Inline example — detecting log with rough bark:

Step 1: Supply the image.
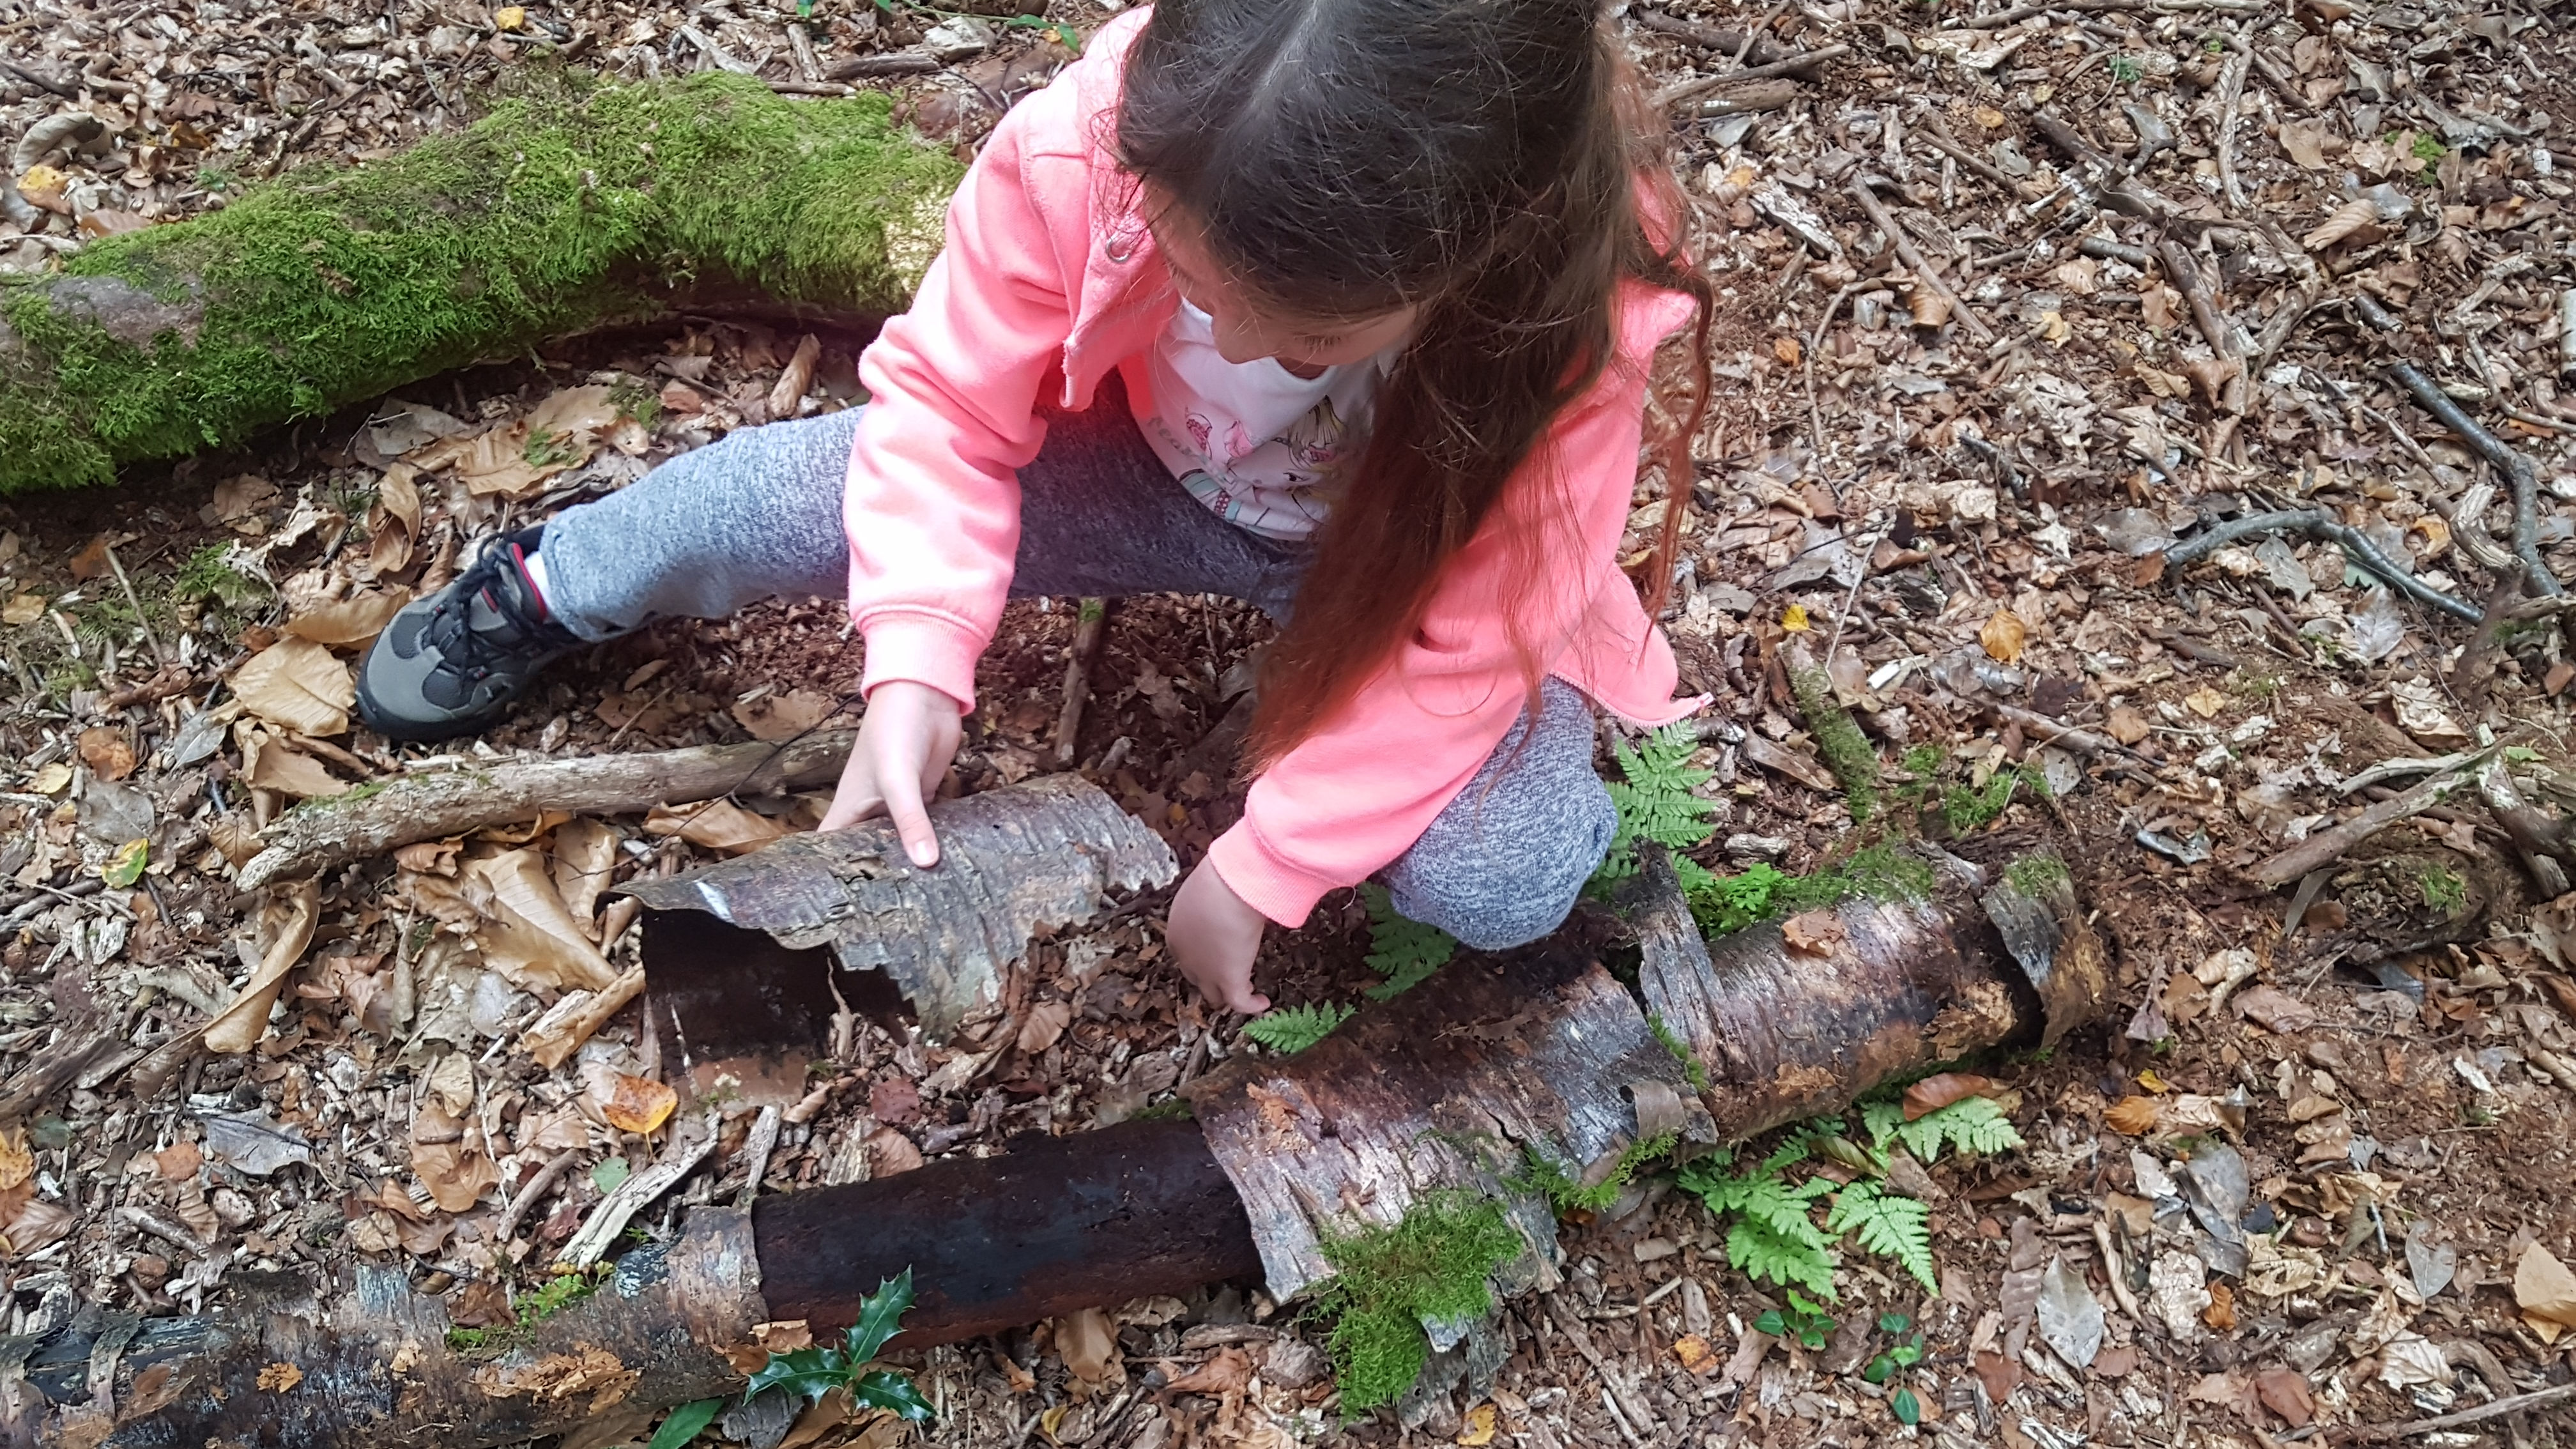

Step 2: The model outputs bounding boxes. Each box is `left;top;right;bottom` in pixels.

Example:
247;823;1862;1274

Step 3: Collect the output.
0;73;960;493
236;730;859;889
41;838;2110;1448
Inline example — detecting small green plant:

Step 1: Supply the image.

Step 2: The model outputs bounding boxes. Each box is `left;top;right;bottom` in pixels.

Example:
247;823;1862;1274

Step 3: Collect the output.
1360;884;1455;999
652;1271;933;1448
442;1266;609;1353
1648;1013;1710;1091
1312;1192;1523;1416
1516;1132;1677;1216
1754;1292;1837;1351
2107;55;2144;82
1593;723;1720;893
1243;1001;1355;1054
1863;1312;1931;1425
2418;864;2467;916
2411;132;2447;164
523;426;583;468
1692;862;1790;935
1679;1142;1839;1299
1862;1094;2026;1163
2004;852;2071;896
2201;33;2227;52
1825;1181;1935;1291
606;373;663;429
172;543;268;610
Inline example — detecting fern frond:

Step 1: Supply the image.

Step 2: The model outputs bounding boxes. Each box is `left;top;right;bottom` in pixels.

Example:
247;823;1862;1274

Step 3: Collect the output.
1359;885;1455;999
1894;1097;2026;1163
1594;723;1719;884
1726;1215;1841;1300
1242;1002;1354;1054
1827;1181;1936;1292
1860;1100;1905;1152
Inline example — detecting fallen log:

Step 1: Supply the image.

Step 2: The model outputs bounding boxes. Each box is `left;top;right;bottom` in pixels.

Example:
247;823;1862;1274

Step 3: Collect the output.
51;830;2108;1447
0;73;960;493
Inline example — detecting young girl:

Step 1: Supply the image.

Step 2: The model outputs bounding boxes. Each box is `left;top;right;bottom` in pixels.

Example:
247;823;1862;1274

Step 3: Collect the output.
356;0;1712;1016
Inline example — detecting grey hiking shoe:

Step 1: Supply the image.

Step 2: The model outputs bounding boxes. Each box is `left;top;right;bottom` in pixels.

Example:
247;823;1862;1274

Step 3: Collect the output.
357;528;579;740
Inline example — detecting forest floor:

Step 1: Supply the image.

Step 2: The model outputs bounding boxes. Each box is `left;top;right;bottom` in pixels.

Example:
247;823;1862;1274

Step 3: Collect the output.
4;0;2576;1445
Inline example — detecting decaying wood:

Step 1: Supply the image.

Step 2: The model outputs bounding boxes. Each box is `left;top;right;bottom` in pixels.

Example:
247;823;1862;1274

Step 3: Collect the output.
1054;597;1110;767
236;731;857;889
2249;764;2486;888
626;772;1176;1036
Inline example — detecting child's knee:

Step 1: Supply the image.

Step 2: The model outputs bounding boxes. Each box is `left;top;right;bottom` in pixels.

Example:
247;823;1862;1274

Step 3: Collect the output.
1390;783;1614;950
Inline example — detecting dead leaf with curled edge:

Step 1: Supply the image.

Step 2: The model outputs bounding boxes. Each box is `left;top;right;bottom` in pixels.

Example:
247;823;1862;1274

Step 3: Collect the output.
549;819;620;935
286;589;406;648
411;1138;500;1213
465;848;620;993
2104;1095;2161;1135
2302;198;2381;250
1903;1072;2002;1121
369;464;421;575
204;881;321;1054
597;1073;677;1135
76;726;134;782
1781;910;1845;956
243;735;349;799
643;799;789;855
1016;1000;1073;1055
233;636;356;737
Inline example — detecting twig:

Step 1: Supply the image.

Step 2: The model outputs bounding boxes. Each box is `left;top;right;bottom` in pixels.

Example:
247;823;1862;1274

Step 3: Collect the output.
496;1148;584;1244
556;1118;718;1269
2164;509;2481;623
101;543;170;670
2388;361;2562;597
1917;116;2023;193
2156;240;2246;411
1805;278;1877;459
824;50;940;79
1656;45;1848;107
2213;44;2251;213
1958;0;2264;27
2335;748;2490;797
2337;1383;2576;1443
1630;9;1803;68
1054;598;1109;768
1696;79;1805;119
1988;700;2124;760
734;1103;782;1208
1845;180;1994;342
2475;753;2570;897
763;78;855;96
2250;222;2323;377
2248;761;2490;888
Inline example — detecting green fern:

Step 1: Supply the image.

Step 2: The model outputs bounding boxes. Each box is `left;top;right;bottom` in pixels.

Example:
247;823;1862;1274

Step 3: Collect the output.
1243;1002;1355;1054
1677;1158;1839;1300
1360;884;1455;999
1827;1181;1936;1292
1594;723;1719;887
1883;1096;2025;1163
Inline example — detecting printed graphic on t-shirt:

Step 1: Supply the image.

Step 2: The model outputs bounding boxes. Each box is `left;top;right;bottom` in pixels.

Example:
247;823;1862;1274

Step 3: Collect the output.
1130;302;1397;541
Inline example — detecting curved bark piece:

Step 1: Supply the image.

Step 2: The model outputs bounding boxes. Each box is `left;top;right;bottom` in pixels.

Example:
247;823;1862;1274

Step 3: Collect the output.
1183;945;1721;1305
237;730;858;890
0;73;960;493
624;772;1177;1036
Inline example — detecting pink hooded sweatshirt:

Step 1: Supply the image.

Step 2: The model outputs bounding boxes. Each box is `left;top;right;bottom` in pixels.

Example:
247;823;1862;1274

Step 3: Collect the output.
844;9;1703;929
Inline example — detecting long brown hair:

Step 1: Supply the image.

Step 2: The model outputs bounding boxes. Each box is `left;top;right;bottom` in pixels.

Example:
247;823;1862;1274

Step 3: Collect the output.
1115;0;1713;769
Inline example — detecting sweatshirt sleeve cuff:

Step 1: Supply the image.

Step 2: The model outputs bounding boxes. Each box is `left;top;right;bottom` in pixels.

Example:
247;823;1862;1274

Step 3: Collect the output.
857;611;985;714
1207;820;1338;930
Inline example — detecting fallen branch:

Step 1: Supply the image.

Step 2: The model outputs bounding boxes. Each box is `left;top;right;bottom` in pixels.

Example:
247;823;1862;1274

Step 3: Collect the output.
2475;754;2572;897
1656;45;1848;107
1781;641;1883;818
1630;10;1815;68
559;1119;719;1269
237;730;857;889
2248;763;2487;889
2338;1382;2576;1443
1053;597;1108;767
1956;0;2264;27
1846;180;1995;342
2388;361;2563;597
2163;509;2481;623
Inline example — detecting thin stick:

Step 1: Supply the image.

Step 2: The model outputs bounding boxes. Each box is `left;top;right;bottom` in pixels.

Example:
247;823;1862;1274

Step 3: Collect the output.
1053;597;1109;768
2165;508;2480;622
1844;180;1995;342
2387;360;2562;597
2248;764;2486;888
2213;44;2251;213
2340;1383;2576;1442
1656;45;1848;107
1805;277;1875;459
1958;0;2264;29
101;543;170;670
1916;116;2023;192
496;1147;584;1243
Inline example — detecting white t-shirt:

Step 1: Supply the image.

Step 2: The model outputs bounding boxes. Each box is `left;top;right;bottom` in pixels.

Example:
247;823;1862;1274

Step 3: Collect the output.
1127;300;1395;540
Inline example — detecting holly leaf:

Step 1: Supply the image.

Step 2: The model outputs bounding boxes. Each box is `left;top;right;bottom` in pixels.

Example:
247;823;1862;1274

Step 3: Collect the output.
852;1369;937;1423
744;1346;849;1404
645;1398;721;1449
842;1269;916;1367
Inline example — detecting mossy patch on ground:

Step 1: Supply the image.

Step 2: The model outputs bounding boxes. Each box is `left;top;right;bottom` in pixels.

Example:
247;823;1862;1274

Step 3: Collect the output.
1312;1192;1523;1416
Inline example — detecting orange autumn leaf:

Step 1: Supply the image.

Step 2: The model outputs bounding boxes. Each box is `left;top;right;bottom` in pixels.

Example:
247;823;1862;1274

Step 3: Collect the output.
1673;1333;1719;1376
1979;608;2028;664
2204;1280;2237;1332
2104;1095;2161;1135
600;1074;677;1135
1781;910;1845;955
1903;1072;2002;1121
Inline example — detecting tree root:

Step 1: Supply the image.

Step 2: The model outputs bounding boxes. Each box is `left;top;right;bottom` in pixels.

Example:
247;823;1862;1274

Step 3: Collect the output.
2387;361;2563;597
2164;507;2481;622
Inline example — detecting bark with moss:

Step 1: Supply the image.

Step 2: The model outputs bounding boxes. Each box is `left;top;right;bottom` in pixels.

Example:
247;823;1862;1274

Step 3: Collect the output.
0;72;961;493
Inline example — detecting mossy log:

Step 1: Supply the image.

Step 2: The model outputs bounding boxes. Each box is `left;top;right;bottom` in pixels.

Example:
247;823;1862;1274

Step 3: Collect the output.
0;73;961;493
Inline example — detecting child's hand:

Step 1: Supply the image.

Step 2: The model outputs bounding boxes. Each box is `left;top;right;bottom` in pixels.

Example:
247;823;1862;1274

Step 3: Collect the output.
1166;859;1269;1015
820;680;964;865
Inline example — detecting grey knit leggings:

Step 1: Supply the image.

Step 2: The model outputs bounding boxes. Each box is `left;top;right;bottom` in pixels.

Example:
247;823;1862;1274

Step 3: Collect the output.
538;378;1614;948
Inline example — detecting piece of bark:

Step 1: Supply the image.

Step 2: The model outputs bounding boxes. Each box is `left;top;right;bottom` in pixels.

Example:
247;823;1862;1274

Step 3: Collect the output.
238;731;857;889
1054;598;1109;767
2248;770;2473;888
626;772;1176;1037
0;75;960;493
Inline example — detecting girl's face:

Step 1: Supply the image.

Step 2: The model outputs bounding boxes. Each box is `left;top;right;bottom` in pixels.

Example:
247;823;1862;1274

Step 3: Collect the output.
1147;197;1418;376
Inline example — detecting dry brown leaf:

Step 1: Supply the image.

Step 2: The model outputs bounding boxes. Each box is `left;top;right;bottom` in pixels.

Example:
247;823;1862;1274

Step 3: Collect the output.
448;1278;514;1328
2515;1242;2576;1338
2105;704;2150;746
2183;685;2227;719
2253;1365;2311;1427
254;1363;303;1393
1906;284;1953;329
1673;1333;1719;1376
208;815;264;868
866;1125;924;1177
204;881;321;1054
731;688;841;742
643;799;790;855
286;589;406;647
464;848;620;993
1016;1000;1073;1055
1902;1072;2000;1121
1455;1402;1499;1446
1056;1307;1121;1386
76;726;135;781
0;1129;31;1193
2301;197;2379;250
1780;910;1844;956
244;739;349;799
2;1198;73;1258
208;475;278;527
598;1073;677;1135
1;594;45;627
1979;608;2028;664
2204;1280;2238;1332
2104;1095;2161;1135
66;533;111;581
1772;335;1801;365
154;1140;203;1181
369;465;420;574
526;385;619;442
550;819;620;932
411;1138;500;1213
1162;1346;1252;1398
233;636;356;736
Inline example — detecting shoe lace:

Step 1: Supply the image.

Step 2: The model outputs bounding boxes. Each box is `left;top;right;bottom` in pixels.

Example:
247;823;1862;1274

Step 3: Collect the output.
421;544;553;679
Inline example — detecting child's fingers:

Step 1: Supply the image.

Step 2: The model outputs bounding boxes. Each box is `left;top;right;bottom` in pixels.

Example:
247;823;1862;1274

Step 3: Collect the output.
878;758;942;868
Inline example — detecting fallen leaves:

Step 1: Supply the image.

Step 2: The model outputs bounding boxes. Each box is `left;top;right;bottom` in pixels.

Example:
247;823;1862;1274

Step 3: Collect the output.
1781;910;1845;956
412;1138;502;1214
199;1108;316;1176
643;799;789;855
204;881;321;1054
1901;1072;1999;1121
1672;1333;1719;1376
2104;1095;2161;1135
286;588;406;647
2515;1241;2576;1342
76;726;135;781
233;636;356;736
1978;608;2028;664
466;848;621;993
1056;1307;1121;1387
597;1074;678;1135
2035;1256;2104;1368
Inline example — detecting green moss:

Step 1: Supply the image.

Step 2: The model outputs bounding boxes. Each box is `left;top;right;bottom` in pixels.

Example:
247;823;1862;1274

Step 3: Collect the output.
1314;1193;1522;1416
1648;1013;1710;1091
2004;853;2071;896
2418;864;2467;916
0;73;961;491
1681;843;1931;940
1130;1096;1197;1123
1515;1131;1678;1216
1783;657;1881;822
172;544;268;608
